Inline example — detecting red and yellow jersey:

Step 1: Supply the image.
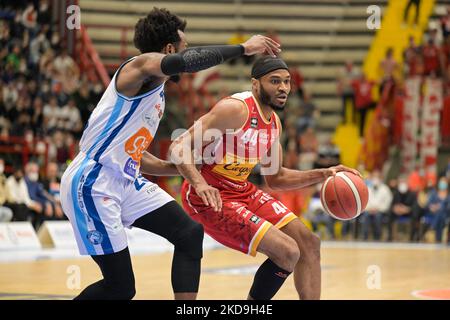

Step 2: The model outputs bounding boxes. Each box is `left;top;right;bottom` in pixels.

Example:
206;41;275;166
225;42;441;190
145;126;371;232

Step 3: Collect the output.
201;91;280;188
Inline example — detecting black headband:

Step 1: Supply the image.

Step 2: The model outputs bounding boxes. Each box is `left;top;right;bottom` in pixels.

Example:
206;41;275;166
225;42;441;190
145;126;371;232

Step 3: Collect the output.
251;57;289;79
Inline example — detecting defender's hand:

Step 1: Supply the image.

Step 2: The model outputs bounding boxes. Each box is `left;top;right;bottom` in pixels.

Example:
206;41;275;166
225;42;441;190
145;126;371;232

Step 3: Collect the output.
242;35;281;57
194;183;222;212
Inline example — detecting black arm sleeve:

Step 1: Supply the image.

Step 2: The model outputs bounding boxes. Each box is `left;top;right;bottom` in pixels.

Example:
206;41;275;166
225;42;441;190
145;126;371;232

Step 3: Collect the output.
160;44;245;76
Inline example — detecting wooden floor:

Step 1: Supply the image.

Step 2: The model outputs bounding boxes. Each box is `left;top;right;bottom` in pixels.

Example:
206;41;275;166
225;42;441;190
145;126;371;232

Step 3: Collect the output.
0;243;449;300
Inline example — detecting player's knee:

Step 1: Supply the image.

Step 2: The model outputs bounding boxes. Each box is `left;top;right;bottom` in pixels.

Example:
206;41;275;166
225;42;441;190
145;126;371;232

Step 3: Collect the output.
276;237;300;271
174;220;204;260
302;233;321;261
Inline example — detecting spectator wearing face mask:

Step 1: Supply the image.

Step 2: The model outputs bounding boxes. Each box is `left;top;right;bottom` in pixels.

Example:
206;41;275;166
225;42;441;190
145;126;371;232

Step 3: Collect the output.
388;176;418;241
0;158;13;222
423;177;450;243
361;170;393;241
24;162;53;229
5;166;40;222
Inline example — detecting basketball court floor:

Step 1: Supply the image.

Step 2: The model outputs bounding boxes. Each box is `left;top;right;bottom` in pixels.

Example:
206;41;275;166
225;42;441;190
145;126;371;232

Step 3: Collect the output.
0;241;449;300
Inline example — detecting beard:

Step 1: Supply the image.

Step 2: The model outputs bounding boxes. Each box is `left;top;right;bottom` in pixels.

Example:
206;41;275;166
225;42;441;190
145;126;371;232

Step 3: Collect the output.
259;84;285;111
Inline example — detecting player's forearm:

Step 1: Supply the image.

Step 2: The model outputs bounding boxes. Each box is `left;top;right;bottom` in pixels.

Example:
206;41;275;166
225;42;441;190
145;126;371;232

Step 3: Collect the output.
266;167;330;191
160;45;244;76
169;141;208;187
140;152;180;176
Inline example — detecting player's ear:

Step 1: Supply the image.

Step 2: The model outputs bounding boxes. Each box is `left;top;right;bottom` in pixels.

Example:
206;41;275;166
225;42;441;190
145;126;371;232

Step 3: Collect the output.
251;78;259;91
163;43;176;55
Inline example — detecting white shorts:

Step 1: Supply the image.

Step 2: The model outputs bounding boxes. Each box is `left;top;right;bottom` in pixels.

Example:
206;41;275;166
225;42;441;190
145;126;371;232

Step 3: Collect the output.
60;152;173;255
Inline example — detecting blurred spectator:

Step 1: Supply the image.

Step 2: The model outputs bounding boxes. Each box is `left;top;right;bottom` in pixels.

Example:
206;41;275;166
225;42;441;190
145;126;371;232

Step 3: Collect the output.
53;48;80;94
24;161;53;229
305;187;335;239
29;27;50;67
43;96;61;132
403;36;423;77
337;60;358;123
289;64;304;100
72;81;95;126
6;44;21;72
422;32;442;77
422;176;450;243
5;166;39;222
0;159;13;222
31;96;44;134
227;27;252;65
388;176;418;241
283;124;300;169
352;73;376;137
361;170;393;241
314;138;340;169
60;98;82;136
379;47;399;91
37;0;51;26
441;6;450;39
403;0;421;26
296;91;318;135
21;3;37;31
41;162;64;220
298;127;319;171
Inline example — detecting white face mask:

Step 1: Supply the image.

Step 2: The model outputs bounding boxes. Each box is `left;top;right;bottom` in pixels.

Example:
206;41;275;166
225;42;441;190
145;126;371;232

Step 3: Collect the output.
372;178;381;186
398;182;408;193
0;164;4;174
28;172;39;182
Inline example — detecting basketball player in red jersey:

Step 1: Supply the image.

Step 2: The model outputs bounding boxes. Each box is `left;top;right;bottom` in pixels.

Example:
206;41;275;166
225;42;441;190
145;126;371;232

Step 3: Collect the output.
170;56;360;300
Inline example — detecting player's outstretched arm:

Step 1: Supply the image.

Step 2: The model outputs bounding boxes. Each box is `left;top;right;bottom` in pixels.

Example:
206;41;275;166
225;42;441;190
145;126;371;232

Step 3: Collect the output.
140;151;180;176
263;143;360;190
169;98;247;212
117;35;281;97
262;119;360;190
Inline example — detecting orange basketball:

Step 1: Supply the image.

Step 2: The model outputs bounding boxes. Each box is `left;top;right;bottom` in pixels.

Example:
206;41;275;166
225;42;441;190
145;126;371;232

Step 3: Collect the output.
320;171;368;220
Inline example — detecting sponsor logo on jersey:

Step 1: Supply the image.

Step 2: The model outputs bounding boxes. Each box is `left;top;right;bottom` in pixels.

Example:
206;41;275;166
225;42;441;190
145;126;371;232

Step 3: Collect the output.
250;117;258;128
145;184;159;194
249;215;261;224
125;127;153;162
87;230;103;245
142;112;159;128
124;158;138;178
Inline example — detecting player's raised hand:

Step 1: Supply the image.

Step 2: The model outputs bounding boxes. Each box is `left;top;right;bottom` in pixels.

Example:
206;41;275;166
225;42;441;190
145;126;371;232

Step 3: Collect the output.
194;183;222;212
241;35;281;57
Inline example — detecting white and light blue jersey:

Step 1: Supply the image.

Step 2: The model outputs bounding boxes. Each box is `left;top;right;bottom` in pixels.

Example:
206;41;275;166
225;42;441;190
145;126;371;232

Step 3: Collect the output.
79;57;166;181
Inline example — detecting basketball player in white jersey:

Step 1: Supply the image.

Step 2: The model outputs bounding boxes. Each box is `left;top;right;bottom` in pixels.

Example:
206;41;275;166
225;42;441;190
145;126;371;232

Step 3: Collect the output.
59;7;280;300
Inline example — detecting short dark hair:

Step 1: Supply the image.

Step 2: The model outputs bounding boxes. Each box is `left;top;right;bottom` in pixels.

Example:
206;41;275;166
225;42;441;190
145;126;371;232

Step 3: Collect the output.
133;7;186;53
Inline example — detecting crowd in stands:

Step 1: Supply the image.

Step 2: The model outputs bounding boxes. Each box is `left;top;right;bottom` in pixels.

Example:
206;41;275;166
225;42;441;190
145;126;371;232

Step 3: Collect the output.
0;1;448;244
0;1;103;229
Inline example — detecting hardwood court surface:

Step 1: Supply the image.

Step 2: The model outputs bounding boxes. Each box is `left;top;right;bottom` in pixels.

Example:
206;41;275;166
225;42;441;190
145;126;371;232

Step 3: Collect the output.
0;243;449;300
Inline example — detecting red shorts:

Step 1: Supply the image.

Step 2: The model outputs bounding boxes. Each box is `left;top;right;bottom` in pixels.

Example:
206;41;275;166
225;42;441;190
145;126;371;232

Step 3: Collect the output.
181;175;297;256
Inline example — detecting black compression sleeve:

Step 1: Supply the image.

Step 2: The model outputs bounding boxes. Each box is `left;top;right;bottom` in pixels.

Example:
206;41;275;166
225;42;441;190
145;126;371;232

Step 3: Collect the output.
160;44;245;75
